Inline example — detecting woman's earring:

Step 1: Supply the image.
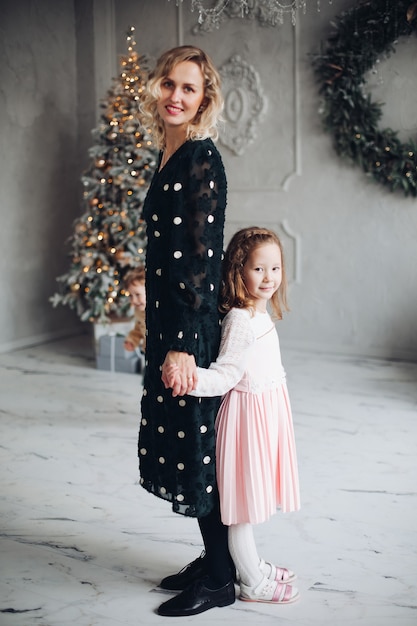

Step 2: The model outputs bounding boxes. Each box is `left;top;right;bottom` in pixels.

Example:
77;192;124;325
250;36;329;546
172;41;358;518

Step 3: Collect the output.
198;105;204;113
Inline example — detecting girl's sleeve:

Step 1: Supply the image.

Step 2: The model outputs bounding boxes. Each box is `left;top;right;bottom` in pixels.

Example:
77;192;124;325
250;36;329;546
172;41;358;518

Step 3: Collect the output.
189;309;255;397
165;142;226;355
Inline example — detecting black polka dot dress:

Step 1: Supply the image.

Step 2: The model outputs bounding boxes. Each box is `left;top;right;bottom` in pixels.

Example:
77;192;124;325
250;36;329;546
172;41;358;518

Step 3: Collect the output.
139;138;227;518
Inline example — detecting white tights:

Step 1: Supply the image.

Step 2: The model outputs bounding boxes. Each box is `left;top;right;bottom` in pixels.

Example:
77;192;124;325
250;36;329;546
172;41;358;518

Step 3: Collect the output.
228;523;264;588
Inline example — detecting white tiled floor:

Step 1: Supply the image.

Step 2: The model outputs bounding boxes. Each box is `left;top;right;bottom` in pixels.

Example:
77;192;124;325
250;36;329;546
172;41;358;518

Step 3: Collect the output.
1;335;416;625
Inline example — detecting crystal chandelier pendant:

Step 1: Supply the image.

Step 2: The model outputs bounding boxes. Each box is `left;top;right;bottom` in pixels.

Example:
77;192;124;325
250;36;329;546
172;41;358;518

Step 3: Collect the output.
168;1;309;29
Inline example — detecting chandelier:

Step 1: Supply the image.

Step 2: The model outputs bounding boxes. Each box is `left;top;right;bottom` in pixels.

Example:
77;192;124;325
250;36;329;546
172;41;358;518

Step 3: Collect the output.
167;0;316;28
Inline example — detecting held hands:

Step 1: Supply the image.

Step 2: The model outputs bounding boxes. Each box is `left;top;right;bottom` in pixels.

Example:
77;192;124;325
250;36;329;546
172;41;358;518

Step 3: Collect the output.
161;351;197;397
164;363;181;392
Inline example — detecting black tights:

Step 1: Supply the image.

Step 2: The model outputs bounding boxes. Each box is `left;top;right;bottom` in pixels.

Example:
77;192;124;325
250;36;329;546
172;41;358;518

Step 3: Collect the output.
198;492;234;588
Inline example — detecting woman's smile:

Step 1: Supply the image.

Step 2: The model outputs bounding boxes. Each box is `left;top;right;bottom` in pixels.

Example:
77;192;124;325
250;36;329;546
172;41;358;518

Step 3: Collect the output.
165;104;184;115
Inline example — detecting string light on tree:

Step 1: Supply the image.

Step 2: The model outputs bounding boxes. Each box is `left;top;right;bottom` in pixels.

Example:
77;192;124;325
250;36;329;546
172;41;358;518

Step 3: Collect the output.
51;27;157;321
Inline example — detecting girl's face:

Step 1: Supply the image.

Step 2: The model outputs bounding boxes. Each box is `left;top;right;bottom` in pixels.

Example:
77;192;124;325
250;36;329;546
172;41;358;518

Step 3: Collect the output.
156;61;205;134
128;281;146;310
242;243;282;313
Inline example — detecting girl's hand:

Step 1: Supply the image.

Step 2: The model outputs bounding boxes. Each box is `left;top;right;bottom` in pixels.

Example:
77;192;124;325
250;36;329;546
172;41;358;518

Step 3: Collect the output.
164;363;180;387
161;351;197;397
163;365;183;395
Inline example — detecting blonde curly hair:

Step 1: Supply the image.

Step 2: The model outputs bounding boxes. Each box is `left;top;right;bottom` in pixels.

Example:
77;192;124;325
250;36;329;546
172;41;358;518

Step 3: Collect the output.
140;45;223;149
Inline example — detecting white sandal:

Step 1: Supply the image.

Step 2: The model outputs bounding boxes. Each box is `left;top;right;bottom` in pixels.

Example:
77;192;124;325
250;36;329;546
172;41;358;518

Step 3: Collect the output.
240;576;300;604
259;558;297;584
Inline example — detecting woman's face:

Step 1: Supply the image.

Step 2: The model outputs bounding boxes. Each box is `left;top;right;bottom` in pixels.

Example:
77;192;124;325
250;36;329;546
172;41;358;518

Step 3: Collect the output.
156;61;205;134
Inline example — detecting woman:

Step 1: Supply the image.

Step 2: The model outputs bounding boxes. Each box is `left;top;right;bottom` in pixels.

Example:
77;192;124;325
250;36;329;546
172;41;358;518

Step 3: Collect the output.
139;46;234;617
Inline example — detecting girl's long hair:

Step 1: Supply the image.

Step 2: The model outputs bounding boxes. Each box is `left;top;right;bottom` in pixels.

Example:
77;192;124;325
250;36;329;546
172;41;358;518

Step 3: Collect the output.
220;227;289;320
140;45;223;149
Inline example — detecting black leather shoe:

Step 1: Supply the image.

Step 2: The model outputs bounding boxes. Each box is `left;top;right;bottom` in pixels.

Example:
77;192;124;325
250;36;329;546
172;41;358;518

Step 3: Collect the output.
159;551;207;591
157;577;235;616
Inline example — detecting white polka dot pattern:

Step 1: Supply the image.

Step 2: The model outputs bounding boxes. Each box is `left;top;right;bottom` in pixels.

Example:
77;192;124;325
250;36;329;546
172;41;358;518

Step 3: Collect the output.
138;138;227;517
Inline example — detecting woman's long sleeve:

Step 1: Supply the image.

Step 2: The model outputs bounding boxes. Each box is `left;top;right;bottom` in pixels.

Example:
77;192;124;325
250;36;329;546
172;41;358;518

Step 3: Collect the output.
165;142;226;356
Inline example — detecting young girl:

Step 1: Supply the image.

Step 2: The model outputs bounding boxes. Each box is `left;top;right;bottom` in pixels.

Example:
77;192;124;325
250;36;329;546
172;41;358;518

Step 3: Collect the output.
123;267;146;354
167;226;301;605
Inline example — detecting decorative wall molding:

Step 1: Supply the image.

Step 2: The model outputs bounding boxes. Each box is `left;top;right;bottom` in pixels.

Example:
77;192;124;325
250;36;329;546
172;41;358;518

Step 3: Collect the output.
177;0;185;44
281;19;301;191
93;0;116;121
281;218;301;284
219;55;267;156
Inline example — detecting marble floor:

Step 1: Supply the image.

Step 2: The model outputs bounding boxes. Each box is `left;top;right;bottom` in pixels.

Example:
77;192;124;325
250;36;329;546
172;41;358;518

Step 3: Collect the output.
0;334;416;626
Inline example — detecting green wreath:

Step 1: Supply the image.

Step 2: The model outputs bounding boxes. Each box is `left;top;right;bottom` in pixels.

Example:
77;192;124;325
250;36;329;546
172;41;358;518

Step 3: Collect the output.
312;0;417;197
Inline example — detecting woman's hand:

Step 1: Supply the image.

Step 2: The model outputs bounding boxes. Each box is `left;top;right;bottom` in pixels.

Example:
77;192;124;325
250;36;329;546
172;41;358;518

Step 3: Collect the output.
162;351;197;397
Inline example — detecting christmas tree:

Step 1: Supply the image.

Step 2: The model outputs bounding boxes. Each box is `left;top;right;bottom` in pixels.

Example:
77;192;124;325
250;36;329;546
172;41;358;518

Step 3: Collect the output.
51;27;157;322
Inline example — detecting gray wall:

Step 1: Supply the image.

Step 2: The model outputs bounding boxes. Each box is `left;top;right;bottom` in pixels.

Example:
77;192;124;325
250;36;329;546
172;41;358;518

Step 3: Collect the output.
1;0;416;360
0;0;82;350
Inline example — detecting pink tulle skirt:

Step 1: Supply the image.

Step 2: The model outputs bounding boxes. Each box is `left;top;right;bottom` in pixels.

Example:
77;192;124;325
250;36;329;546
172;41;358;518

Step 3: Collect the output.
215;382;300;525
